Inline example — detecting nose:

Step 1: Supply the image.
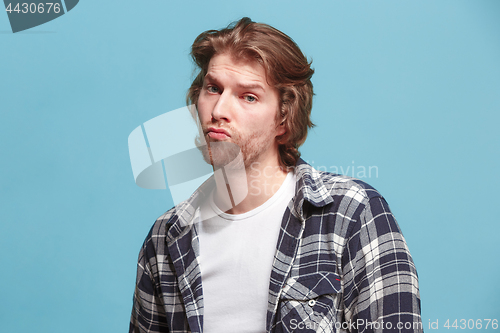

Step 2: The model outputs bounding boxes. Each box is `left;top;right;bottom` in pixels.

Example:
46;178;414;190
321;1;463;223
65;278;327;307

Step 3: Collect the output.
211;90;232;123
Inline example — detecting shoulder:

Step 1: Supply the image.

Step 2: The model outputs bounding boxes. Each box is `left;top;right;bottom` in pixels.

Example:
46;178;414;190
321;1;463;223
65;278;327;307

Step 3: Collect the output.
318;171;383;202
294;159;384;209
142;174;215;251
138;203;191;265
151;207;178;236
141;203;182;250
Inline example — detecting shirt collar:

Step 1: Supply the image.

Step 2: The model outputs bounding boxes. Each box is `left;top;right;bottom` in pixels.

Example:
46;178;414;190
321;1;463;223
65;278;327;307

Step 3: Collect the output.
291;158;334;220
167;158;333;238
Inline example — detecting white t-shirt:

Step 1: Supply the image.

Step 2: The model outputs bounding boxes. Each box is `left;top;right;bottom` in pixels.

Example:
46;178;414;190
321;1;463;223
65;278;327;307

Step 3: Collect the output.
198;172;296;333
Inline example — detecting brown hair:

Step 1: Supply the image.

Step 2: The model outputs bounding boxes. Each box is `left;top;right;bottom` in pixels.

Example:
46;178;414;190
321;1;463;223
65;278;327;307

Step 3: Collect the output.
187;17;314;168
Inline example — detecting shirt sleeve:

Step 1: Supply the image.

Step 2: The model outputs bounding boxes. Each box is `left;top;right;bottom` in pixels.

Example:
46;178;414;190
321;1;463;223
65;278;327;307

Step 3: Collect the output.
341;196;422;332
129;235;170;333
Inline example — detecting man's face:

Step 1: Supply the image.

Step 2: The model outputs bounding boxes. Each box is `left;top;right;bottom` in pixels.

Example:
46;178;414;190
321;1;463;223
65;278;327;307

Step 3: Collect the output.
197;53;284;168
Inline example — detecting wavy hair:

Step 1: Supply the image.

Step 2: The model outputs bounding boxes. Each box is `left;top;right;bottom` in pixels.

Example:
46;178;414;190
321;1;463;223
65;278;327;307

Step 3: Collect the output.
187;17;314;168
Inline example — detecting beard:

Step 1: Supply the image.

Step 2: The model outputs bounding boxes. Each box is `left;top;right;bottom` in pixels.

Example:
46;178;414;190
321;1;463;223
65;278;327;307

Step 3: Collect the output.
202;140;242;170
196;122;276;170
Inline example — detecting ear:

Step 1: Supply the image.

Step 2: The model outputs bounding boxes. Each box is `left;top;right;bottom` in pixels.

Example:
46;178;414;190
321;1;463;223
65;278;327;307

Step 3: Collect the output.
276;103;287;137
276;121;286;137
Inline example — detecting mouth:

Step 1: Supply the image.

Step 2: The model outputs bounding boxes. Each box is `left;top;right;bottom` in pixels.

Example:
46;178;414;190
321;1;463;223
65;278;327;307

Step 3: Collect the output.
207;127;231;140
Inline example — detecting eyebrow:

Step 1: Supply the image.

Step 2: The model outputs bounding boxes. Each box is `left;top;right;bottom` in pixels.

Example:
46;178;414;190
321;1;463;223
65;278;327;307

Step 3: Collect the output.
204;73;265;92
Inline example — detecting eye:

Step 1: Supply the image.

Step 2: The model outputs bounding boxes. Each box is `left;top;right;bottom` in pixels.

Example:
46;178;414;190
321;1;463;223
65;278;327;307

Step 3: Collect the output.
207;85;220;94
243;95;257;103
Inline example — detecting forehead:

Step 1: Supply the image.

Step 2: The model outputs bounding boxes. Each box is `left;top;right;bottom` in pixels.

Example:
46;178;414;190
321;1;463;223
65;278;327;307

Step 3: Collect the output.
205;53;270;87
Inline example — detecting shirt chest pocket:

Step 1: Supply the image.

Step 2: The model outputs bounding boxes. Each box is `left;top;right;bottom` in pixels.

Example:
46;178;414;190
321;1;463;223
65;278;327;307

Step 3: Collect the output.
278;272;341;332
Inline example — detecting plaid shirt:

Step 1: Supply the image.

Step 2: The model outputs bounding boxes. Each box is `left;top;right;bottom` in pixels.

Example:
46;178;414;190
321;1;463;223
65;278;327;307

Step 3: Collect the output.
130;159;422;333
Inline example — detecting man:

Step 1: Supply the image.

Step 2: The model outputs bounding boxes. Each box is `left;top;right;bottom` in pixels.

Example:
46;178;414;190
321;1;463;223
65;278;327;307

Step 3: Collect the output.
130;17;422;333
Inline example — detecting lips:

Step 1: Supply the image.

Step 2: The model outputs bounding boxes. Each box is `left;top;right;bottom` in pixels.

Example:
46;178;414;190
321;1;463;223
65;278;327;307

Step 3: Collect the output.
207;127;230;140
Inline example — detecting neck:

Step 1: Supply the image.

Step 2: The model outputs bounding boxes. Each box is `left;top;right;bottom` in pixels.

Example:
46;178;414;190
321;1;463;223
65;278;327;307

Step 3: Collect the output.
213;158;288;215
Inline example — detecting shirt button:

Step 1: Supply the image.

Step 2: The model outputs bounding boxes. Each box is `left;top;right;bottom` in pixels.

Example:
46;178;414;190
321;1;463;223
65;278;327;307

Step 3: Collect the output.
308;300;316;307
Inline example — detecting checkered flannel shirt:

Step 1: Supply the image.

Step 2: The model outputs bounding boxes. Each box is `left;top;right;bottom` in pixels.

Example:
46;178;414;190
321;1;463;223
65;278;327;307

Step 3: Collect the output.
130;158;422;333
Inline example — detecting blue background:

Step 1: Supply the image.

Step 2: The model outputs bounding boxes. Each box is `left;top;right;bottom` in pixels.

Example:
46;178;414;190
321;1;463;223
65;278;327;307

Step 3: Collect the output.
1;0;499;331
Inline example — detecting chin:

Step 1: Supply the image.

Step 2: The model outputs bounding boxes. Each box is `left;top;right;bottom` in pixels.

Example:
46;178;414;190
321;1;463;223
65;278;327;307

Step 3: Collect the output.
199;141;242;169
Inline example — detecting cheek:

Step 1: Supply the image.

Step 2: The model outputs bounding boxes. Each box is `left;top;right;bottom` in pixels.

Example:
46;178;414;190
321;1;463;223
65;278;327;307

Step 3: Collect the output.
244;118;277;143
247;109;276;128
197;96;212;122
